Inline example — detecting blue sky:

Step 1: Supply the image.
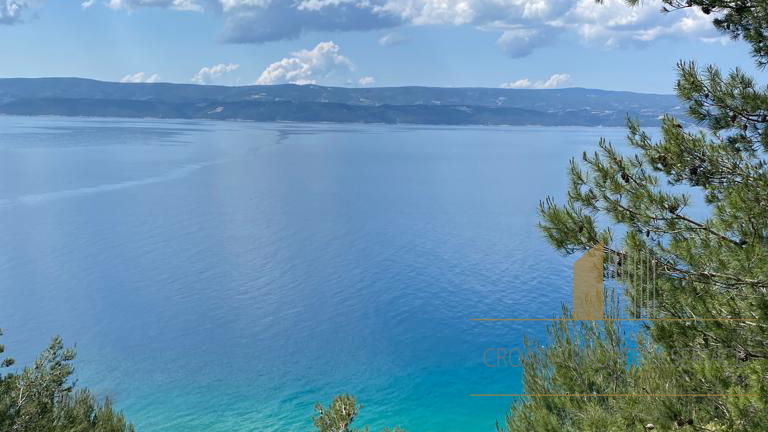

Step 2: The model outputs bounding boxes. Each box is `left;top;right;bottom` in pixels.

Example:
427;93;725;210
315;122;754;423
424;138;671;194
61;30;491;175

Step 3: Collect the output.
0;0;758;93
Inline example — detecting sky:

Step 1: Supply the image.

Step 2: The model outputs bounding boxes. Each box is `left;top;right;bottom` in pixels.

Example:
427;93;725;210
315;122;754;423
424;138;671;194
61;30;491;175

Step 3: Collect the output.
0;0;760;93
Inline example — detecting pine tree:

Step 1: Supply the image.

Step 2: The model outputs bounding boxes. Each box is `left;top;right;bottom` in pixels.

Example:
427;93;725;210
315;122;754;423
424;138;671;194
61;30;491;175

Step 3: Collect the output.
502;1;768;431
0;331;135;432
312;395;405;432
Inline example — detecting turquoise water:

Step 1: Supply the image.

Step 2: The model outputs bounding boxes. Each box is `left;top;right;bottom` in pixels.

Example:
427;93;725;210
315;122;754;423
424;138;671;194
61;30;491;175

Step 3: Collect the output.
0;116;634;431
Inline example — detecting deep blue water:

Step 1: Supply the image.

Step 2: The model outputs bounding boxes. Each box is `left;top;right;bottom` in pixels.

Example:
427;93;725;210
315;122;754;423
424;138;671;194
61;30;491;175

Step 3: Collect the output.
0;116;635;431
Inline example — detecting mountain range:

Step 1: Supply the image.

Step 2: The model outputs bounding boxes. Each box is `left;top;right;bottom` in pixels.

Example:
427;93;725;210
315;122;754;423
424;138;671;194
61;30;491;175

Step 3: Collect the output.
0;78;685;126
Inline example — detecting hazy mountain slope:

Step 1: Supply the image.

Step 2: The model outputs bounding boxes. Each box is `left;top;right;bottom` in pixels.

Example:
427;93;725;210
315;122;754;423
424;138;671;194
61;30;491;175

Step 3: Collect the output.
0;78;684;126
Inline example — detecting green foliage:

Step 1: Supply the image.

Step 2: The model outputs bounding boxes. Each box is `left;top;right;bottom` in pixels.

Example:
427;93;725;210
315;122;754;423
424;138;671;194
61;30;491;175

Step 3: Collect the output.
313;395;404;432
313;394;363;432
0;331;134;432
502;1;768;431
503;313;766;431
312;2;768;430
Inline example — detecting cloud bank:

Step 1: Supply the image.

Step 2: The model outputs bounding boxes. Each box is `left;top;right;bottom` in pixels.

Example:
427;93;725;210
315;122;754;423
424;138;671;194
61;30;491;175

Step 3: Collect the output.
213;0;722;56
221;0;401;43
7;0;725;58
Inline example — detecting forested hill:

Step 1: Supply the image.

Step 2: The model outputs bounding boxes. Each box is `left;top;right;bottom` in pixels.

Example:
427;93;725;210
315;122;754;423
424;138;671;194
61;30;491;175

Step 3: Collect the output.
0;78;684;126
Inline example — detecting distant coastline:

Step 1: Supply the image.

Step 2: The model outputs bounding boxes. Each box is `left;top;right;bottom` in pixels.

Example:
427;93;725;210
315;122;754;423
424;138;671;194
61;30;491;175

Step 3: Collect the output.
0;78;684;126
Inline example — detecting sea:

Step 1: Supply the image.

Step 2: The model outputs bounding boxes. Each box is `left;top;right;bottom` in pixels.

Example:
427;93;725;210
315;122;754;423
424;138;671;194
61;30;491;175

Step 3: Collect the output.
0;116;640;431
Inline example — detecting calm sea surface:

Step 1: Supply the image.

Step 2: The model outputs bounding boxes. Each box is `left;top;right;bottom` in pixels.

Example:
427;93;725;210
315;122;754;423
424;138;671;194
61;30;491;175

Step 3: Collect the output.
0;116;638;431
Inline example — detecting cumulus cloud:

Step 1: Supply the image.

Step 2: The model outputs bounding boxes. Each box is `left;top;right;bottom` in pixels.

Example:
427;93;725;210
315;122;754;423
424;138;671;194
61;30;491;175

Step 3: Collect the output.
560;0;723;48
120;72;161;83
501;73;570;89
501;78;532;89
68;0;723;57
374;0;719;48
244;0;721;53
358;76;375;86
378;32;407;46
374;0;573;26
191;63;240;84
539;73;570;88
256;41;354;85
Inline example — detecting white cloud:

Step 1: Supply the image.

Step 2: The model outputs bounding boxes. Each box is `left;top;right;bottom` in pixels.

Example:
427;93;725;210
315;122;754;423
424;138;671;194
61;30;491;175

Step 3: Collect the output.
107;0;202;11
501;73;570;89
560;0;721;48
375;0;717;45
378;32;408;46
191;63;240;84
0;0;37;24
358;76;375;86
120;72;161;83
538;73;570;88
296;0;357;11
256;41;354;85
287;0;721;53
68;0;724;58
219;0;268;12
221;0;399;43
81;0;95;8
501;78;531;89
